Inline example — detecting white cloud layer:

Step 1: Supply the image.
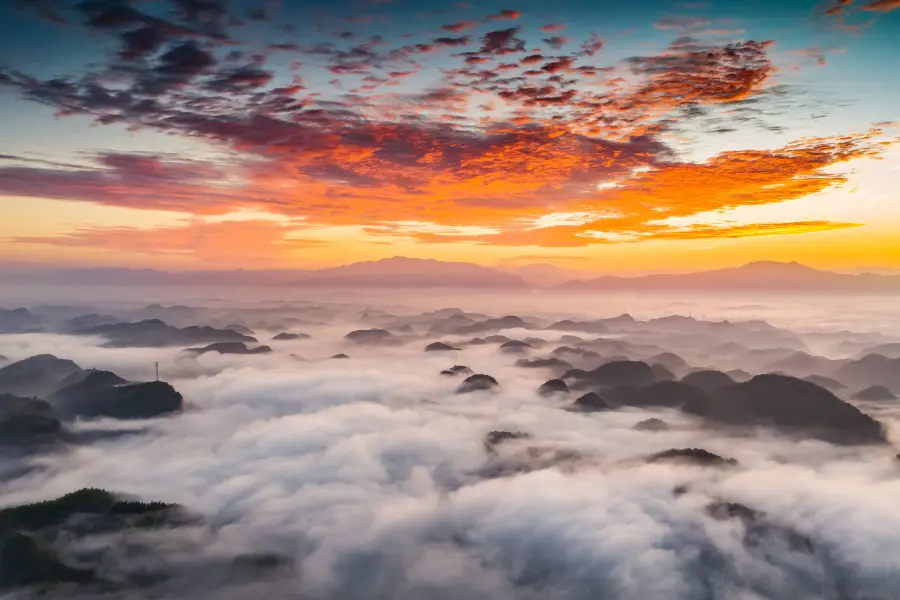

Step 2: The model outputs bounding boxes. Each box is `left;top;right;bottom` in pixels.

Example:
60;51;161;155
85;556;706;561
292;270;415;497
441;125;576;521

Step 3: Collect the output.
1;293;900;599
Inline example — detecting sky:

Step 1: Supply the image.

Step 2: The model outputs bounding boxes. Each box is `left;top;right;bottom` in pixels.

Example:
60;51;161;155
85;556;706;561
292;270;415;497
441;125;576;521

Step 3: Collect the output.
0;0;898;274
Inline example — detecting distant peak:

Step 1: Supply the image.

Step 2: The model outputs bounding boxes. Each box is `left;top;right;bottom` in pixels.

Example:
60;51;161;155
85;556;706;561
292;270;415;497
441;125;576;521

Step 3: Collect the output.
740;261;816;271
384;256;427;263
356;256;445;266
335;256;495;270
744;260;801;267
509;262;564;269
25;354;62;361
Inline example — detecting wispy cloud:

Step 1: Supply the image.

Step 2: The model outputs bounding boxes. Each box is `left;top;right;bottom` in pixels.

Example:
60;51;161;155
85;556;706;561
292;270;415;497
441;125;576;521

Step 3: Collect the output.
13;219;324;267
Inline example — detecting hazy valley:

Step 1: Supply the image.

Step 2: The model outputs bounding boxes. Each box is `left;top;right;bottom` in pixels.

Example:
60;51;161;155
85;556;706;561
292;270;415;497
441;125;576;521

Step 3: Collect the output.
0;284;899;599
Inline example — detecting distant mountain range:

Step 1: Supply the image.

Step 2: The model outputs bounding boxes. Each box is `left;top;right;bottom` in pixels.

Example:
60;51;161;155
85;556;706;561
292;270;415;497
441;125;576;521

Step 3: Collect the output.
0;258;528;289
1;259;899;292
288;257;529;288
497;263;597;287
555;261;900;292
0;267;314;286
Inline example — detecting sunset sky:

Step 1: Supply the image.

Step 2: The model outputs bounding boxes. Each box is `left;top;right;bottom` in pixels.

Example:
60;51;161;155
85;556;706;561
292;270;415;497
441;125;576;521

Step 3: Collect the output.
1;0;898;274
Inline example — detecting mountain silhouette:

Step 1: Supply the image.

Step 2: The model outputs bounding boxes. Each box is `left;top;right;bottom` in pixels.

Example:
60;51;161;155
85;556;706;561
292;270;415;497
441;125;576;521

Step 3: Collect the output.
3;259;898;291
0;257;529;289
497;263;592;286
73;319;256;348
683;374;886;445
292;257;530;288
555;261;900;292
0;355;83;398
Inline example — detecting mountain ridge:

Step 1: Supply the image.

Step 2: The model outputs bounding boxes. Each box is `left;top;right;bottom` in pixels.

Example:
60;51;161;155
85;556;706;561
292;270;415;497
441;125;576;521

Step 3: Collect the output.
291;256;529;288
554;261;900;292
1;259;898;291
0;257;529;289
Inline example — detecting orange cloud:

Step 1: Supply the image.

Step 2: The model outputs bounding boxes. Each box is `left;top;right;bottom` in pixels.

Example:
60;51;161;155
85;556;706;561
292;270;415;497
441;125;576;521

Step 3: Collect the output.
822;0;899;20
595;131;881;226
312;131;885;246
861;0;900;10
384;221;861;247
488;9;522;20
636;221;862;240
1;130;887;250
442;21;478;32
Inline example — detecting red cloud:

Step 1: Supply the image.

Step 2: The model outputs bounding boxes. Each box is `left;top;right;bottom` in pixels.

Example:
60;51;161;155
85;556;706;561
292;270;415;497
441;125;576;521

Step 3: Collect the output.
480;27;526;54
823;0;899;17
861;0;900;10
541;57;574;73
824;0;854;15
434;36;472;47
487;9;522;20
579;34;604;55
520;54;544;65
543;35;572;49
442;21;478;32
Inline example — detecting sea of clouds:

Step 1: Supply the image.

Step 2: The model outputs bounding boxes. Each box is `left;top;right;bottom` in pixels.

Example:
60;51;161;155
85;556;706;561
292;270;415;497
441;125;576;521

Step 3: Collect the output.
2;291;900;600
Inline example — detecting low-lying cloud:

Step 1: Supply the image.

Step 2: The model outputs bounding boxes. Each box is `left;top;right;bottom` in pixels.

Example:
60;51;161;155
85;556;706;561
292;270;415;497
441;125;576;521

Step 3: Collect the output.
1;295;900;599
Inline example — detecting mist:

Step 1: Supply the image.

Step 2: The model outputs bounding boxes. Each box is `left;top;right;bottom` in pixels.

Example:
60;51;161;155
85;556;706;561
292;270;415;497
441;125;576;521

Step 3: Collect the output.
2;286;900;599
